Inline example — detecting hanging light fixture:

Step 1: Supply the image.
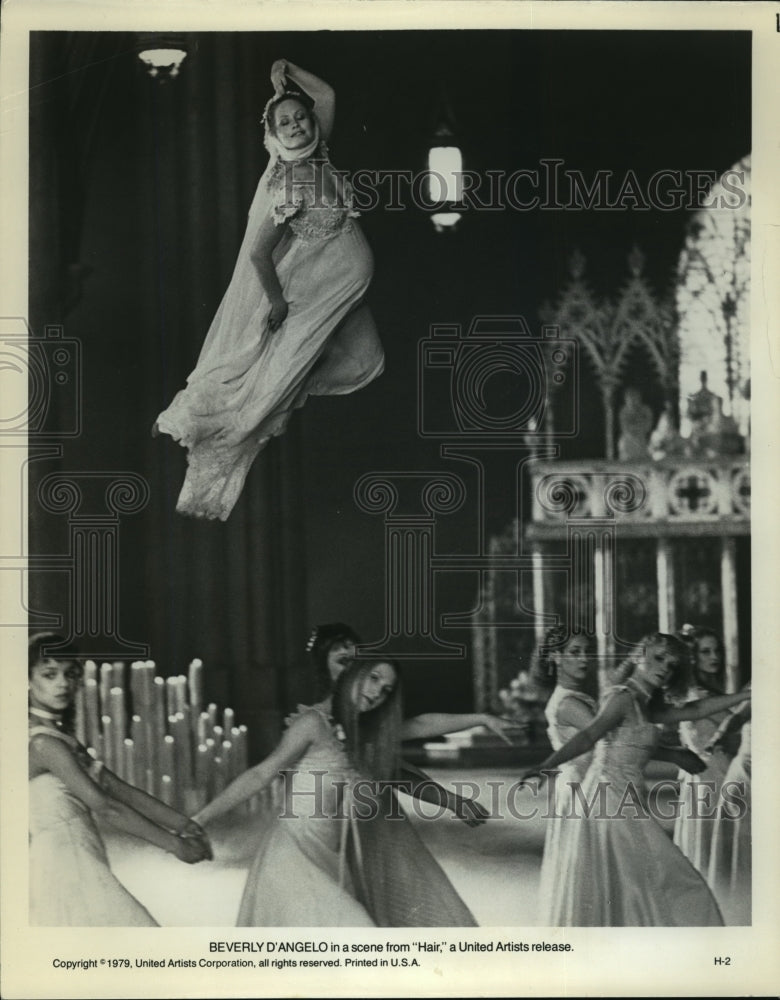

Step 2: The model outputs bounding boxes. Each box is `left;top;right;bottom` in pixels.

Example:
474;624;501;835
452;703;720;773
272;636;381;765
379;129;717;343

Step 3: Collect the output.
426;89;463;233
136;34;188;82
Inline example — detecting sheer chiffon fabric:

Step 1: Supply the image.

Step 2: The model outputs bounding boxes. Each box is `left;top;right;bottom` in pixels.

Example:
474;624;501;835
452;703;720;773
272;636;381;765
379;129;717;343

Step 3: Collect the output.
236;708;476;927
156;146;383;521
28;727;157;926
546;686;724;927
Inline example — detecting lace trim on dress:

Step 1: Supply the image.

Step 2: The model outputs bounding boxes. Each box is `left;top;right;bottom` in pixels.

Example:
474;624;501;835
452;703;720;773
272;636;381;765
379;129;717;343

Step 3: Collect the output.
267;142;361;231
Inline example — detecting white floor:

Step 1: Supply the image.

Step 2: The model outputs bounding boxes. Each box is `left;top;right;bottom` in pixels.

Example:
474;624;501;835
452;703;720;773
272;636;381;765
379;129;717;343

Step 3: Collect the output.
104;767;544;927
104;766;747;927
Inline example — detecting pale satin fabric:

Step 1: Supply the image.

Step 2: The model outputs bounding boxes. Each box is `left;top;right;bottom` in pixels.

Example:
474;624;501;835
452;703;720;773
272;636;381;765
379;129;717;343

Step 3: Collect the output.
236;719;375;927
708;721;751;924
28;727;158;926
672;685;732;875
156;128;383;521
537;685;596;925
547;686;724;926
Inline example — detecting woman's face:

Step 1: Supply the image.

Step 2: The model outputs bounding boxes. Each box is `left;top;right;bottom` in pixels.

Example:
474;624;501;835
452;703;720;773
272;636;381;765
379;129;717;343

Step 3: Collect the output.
555;636;591;687
695;635;722;679
637;641;679;690
272;100;315;150
326;640;356;683
29;658;80;714
353;662;397;714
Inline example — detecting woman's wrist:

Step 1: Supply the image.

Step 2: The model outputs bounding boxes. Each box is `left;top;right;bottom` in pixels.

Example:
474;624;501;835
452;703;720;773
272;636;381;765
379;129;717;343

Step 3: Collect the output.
167;830;183;854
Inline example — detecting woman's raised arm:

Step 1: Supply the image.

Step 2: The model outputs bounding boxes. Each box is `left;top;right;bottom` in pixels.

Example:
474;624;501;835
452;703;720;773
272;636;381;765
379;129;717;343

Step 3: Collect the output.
193;711;320;826
272;59;335;140
521;689;632;782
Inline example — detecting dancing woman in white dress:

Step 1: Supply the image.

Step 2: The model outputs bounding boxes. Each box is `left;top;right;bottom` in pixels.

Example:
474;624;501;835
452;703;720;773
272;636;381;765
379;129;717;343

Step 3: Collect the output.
533;627;705;925
154;60;383;520
28;634;211;926
304;622;507;826
672;625;735;875
194;659;497;926
521;633;750;926
705;702;752;924
533;628;597;924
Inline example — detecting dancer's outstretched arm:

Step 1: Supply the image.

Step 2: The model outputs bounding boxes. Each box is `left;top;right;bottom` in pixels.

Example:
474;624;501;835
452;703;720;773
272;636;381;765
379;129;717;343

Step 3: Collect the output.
30;734;208;863
401;712;515;743
703;702;751;754
520;689;632;783
652;745;706;774
651;689;750;726
193;711;319;825
99;768;209;843
398;762;489;826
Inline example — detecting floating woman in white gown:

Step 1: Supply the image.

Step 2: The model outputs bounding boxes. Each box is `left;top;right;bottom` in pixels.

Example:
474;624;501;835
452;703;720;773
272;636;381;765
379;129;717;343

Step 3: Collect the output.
154;60;383;520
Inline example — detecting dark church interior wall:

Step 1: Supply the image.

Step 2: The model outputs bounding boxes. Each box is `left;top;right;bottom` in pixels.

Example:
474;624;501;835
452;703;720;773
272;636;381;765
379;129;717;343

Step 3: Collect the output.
27;30;751;752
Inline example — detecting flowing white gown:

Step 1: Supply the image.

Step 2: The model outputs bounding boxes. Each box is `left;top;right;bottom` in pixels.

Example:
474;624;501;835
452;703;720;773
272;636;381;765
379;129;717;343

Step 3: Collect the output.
708;721;751;924
537;685;595;924
236;708;477;927
156;145;383;521
547;685;724;926
672;684;732;875
29;726;158;926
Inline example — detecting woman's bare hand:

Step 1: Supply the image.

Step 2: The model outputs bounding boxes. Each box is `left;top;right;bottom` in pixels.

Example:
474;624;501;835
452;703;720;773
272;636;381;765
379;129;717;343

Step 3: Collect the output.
456;798;490;827
270;60;288;95
268;298;289;333
173;833;212;864
480;714;518;745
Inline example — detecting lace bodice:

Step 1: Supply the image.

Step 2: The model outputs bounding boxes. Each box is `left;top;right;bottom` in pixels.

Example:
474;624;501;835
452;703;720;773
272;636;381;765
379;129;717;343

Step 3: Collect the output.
590;684;660;791
269;150;360;246
288;205;356;245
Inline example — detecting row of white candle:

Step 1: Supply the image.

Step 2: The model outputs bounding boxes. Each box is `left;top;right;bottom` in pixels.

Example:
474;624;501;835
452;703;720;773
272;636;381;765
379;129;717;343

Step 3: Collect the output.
73;658;248;812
